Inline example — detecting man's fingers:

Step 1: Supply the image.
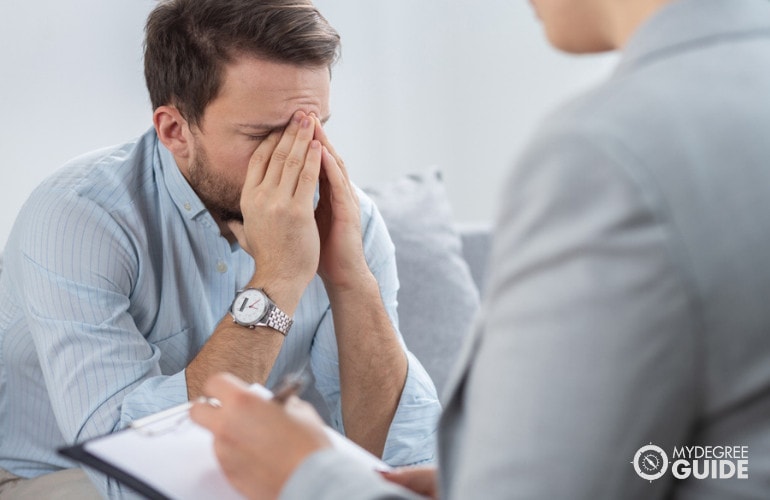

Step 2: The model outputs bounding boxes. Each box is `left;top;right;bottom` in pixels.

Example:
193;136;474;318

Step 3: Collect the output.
294;140;322;202
312;115;350;184
244;130;282;189
320;146;343;191
226;220;248;251
262;111;305;187
279;113;317;196
253;110;318;197
314;117;356;208
321;146;355;204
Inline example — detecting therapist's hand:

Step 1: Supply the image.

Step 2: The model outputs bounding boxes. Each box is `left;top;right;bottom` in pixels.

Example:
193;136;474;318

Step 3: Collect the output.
190;373;331;500
380;466;439;499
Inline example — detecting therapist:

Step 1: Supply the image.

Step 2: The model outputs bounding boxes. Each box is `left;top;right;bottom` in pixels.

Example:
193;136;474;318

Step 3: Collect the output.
191;0;770;498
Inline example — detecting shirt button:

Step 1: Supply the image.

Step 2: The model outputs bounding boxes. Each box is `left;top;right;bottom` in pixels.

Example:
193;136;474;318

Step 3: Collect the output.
216;261;228;273
183;202;192;211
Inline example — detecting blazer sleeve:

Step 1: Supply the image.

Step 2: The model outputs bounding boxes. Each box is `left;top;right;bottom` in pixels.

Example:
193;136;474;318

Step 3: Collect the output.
280;449;423;500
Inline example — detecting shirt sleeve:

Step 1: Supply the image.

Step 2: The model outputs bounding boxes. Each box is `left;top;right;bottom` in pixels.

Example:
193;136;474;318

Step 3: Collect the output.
18;189;190;436
308;187;441;466
17;187;194;497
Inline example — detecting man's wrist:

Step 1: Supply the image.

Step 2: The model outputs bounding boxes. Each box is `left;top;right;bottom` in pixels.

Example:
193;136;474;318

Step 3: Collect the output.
245;276;307;317
324;270;379;302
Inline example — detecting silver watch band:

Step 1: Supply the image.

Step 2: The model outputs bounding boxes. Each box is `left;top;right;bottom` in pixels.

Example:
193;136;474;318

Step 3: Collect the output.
265;304;293;336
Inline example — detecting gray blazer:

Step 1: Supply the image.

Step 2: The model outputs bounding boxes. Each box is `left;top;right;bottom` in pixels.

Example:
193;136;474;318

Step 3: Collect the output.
281;0;770;498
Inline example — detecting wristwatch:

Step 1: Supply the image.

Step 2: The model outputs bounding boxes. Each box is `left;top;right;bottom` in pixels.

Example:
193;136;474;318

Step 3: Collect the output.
229;288;293;336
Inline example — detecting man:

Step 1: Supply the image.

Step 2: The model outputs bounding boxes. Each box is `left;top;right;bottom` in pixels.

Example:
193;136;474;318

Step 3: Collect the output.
0;0;440;497
190;0;770;498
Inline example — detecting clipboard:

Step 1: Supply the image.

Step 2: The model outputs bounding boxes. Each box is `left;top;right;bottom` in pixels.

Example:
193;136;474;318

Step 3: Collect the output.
59;383;391;499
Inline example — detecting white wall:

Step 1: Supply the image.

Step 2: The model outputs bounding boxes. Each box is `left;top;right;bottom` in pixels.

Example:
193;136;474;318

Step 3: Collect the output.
0;1;617;249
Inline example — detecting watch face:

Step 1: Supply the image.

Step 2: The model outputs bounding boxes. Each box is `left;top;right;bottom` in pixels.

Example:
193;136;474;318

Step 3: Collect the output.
232;289;268;325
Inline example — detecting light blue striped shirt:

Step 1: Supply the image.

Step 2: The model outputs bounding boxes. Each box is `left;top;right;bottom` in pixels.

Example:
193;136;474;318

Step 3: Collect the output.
0;128;440;497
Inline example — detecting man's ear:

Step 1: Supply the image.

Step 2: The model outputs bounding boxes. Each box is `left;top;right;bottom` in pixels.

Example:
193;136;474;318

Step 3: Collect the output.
153;105;192;159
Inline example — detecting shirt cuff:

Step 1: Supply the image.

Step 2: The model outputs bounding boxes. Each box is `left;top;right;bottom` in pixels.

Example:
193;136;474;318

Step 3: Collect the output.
280;448;416;500
381;351;442;466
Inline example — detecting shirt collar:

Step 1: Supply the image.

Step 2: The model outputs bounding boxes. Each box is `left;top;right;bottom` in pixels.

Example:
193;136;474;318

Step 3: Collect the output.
155;131;209;221
616;0;770;76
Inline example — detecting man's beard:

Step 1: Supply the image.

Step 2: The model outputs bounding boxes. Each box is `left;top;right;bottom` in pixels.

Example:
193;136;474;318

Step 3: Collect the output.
187;142;244;223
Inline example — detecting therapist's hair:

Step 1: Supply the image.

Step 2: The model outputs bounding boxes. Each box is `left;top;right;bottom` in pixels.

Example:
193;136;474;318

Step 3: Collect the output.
144;0;340;127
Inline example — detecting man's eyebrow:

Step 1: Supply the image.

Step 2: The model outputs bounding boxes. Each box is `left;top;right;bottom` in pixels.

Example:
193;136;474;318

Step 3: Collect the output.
237;123;284;133
237;114;331;131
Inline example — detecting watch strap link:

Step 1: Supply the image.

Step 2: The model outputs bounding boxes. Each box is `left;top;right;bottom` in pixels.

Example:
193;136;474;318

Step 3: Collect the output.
265;305;293;336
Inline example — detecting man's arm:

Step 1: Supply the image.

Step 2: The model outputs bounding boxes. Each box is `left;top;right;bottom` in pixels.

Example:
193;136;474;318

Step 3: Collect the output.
308;195;440;465
189;111;438;460
312;120;418;458
16;181;191;499
326;271;408;458
186;111;324;399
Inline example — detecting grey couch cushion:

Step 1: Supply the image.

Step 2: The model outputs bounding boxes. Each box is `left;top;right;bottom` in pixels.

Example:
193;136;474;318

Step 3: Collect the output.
459;224;493;297
364;169;481;401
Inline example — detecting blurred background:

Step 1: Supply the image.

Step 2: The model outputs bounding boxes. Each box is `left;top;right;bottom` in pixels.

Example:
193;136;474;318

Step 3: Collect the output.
0;0;616;249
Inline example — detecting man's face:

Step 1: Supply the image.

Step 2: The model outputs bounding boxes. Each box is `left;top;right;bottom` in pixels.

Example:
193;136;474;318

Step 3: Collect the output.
529;0;615;53
182;55;331;222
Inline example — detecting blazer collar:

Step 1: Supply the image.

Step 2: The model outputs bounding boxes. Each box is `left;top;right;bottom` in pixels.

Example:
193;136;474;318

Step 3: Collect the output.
616;0;770;76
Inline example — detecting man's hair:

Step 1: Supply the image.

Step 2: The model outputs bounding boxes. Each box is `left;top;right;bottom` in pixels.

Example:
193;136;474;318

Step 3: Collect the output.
144;0;340;127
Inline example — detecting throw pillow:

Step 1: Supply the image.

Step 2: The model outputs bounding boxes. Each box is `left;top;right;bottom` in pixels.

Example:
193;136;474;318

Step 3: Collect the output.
364;168;481;401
